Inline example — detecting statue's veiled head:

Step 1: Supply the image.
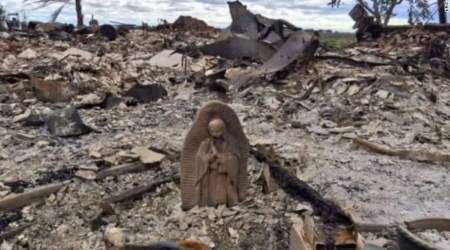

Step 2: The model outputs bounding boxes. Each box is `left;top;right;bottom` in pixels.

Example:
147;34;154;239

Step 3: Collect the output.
208;118;226;138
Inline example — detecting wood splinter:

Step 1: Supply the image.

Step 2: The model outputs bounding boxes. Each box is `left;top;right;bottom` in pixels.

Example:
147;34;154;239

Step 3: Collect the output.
353;138;450;164
0;181;69;212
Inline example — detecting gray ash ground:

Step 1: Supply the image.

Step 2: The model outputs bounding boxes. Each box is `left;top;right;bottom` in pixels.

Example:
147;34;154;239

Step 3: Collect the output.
0;29;450;249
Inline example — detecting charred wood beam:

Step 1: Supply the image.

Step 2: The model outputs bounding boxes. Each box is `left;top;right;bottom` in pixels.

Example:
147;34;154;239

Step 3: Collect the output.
268;164;353;226
0;224;30;242
96;162;158;180
105;175;180;204
250;148;353;226
0;182;68;212
316;55;394;68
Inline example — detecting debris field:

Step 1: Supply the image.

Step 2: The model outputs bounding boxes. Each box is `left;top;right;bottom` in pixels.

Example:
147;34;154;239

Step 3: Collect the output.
0;1;449;250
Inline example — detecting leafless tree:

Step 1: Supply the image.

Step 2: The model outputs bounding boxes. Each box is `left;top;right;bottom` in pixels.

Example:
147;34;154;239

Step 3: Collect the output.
437;0;447;23
330;0;404;25
25;0;83;27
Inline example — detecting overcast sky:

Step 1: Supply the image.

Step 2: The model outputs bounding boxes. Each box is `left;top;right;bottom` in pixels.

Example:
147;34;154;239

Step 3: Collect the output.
1;0;449;32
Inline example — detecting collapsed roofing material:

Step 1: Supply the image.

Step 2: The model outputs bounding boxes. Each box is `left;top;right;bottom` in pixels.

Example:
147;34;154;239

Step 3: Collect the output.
199;0;318;88
232;30;319;89
199;35;276;61
227;0;300;44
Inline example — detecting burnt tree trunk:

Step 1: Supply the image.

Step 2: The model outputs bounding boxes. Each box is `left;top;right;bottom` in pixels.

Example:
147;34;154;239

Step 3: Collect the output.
76;0;83;27
438;0;447;24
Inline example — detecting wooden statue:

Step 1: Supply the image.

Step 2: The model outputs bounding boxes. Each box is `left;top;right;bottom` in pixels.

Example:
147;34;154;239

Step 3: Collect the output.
181;101;249;210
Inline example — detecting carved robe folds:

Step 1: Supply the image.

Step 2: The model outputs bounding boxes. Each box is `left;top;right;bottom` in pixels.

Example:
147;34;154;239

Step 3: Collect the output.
195;137;240;207
181;101;249;210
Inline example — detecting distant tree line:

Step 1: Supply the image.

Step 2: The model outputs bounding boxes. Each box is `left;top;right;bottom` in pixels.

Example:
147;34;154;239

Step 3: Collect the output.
330;0;447;25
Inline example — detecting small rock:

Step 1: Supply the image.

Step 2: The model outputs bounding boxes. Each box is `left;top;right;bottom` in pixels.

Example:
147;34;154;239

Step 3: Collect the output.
13;108;51;126
228;227;239;239
75;170;97;180
46;107;92;137
376;90;390;99
88;144;103;159
56;224;70;236
36;140;50;148
149;50;188;68
104;226;125;248
125;83;167;103
74;93;103;108
79;164;98;171
55;48;94;61
18;48;38;59
0;241;13;250
131;147;166;164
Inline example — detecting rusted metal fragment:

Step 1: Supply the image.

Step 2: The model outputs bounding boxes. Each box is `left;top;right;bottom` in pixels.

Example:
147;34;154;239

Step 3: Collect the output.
30;77;75;103
289;215;315;250
199;35;276;61
290;215;362;250
316;225;360;249
232;31;319;89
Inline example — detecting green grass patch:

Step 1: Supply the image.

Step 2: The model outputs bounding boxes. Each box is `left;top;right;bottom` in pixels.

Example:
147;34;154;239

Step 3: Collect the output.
319;32;356;51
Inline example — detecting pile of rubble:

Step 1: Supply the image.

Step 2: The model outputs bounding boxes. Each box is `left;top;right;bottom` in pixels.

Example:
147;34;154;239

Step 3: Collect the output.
0;1;449;249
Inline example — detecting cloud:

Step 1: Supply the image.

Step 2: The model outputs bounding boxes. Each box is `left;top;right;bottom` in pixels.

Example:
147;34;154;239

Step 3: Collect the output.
0;0;421;32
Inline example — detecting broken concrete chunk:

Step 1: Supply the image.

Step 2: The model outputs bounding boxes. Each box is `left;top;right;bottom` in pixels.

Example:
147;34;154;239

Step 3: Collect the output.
46;107;92;137
55;48;94;61
18;49;38;59
104;226;125;248
125;83;167;103
13;108;51;126
131;147;166;164
74;93;104;109
149;50;189;69
75;170;97;180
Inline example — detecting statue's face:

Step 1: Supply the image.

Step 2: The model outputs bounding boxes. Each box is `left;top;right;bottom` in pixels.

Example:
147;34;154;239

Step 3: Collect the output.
208;119;226;138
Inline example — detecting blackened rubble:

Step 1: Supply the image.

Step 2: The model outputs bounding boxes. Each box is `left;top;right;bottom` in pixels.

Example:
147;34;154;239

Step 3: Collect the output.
0;1;449;250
